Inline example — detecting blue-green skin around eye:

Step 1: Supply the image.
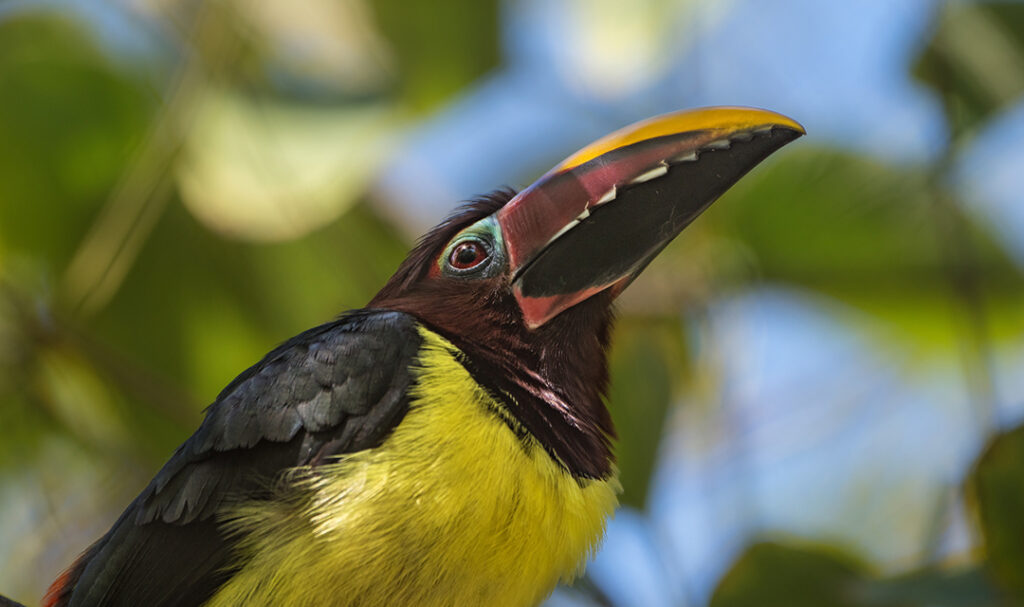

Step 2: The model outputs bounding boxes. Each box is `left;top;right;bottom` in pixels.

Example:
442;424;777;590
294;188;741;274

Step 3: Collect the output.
439;216;508;279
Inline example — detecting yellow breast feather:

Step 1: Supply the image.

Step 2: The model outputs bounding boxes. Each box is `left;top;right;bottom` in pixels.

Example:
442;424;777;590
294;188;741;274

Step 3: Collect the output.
207;325;619;607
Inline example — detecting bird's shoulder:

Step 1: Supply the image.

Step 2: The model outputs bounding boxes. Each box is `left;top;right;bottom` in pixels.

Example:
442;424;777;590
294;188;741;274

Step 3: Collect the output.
138;308;423;525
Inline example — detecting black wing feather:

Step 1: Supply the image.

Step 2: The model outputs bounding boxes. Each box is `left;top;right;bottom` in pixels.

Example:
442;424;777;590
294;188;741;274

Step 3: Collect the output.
58;309;422;607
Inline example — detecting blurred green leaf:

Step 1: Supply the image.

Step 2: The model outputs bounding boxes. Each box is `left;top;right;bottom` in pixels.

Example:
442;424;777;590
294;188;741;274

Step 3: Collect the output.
176;89;403;242
371;0;500;110
232;0;397;98
606;317;690;508
32;345;130;450
713;540;1008;607
707;148;1024;355
0;13;152;270
858;566;1006;607
0;269;146;468
914;2;1024;138
968;424;1024;602
710;540;880;607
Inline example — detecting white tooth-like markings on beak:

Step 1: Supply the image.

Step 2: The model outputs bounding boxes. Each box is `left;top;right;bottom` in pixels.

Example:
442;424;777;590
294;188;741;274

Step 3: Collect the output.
677;127;769;160
544;218;580;248
539;127;775;251
595;186;617;206
672;151;699;163
540;190;604;249
629;162;669;185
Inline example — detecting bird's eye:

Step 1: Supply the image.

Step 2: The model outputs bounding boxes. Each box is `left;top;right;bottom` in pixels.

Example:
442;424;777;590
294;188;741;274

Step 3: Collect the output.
448;239;489;271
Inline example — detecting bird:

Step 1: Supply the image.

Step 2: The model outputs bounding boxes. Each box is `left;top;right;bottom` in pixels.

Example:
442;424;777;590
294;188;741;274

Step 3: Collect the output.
38;107;803;607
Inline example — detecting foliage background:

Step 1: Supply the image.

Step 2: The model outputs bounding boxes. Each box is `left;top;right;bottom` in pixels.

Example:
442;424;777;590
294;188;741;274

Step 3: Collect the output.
2;0;1024;605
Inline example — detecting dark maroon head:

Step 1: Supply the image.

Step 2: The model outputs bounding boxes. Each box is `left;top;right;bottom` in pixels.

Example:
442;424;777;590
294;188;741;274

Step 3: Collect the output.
370;107;804;477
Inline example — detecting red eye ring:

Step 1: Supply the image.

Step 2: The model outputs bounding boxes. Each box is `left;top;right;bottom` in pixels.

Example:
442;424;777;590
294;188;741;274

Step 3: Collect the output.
448;239;489;270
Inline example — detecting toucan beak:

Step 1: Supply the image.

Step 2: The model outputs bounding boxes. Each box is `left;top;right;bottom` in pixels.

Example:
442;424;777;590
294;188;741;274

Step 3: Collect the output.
496;106;805;329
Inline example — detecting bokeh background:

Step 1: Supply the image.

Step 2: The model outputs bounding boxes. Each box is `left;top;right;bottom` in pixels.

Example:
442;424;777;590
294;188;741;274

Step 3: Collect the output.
2;0;1024;605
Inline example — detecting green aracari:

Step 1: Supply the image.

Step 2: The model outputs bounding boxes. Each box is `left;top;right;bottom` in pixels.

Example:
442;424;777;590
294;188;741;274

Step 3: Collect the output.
37;107;803;607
